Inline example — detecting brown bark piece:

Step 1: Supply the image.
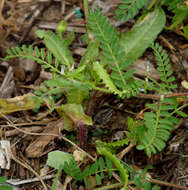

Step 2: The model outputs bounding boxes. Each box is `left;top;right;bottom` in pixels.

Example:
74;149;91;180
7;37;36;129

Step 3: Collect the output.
25;120;63;158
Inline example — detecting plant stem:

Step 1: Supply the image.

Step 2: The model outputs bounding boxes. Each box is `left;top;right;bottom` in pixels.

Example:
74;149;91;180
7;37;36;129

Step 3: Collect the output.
95;182;123;190
147;0;159;10
170;103;188;116
51;167;62;190
93;86;112;93
83;0;89;22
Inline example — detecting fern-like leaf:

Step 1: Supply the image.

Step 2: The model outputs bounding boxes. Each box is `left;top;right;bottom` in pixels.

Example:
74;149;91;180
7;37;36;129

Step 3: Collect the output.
63;156;114;188
5;45;63;76
137;97;179;157
88;8;142;97
115;0;147;22
151;43;177;92
35;30;74;70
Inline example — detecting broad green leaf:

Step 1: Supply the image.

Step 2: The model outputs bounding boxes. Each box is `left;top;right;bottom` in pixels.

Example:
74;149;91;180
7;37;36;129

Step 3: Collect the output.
66;88;89;104
47;150;73;169
152;185;159;190
57;104;92;126
56;110;74;131
0;185;13;190
120;7;166;63
0;177;7;184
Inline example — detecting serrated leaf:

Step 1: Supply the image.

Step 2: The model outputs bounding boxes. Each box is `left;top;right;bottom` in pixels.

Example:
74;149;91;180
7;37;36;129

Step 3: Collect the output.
134;177;143;188
90;160;98;175
120;7;166;63
29;45;33;55
41;48;45;60
93;62;122;96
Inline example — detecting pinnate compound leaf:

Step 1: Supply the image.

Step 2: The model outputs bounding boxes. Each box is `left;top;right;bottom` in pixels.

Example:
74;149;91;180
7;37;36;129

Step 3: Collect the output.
35;30;74;70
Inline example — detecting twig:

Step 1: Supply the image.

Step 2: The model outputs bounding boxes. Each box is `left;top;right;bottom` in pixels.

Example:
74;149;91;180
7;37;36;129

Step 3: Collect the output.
149;178;188;190
137;92;188;100
95;182;123;190
117;143;136;160
7;175;55;186
8;147;48;190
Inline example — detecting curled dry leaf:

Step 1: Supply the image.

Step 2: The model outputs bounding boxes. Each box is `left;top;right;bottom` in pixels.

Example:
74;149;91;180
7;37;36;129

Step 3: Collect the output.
73;150;85;162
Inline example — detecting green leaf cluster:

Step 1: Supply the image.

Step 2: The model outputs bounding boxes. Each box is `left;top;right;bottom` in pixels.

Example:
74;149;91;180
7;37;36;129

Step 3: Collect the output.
150;42;177;92
50;154;114;189
128;165;159;190
116;0;147;22
163;0;188;32
88;8;143;97
137;97;179;157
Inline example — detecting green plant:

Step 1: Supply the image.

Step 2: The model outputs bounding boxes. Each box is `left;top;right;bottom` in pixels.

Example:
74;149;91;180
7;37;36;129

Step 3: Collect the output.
4;6;166;148
163;0;188;33
0;176;13;190
47;148;160;190
47;150;116;189
94;43;187;158
128;166;160;190
149;42;177;92
3;2;188;189
116;0;188;38
137;97;179;156
88;8;143;98
115;0;147;22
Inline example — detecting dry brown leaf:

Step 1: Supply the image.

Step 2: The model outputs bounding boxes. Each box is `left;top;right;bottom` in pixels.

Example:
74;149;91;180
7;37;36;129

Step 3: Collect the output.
25;120;63;158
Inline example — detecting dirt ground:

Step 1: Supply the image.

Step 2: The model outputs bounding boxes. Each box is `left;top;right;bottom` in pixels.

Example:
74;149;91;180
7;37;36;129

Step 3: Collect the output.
0;0;188;190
